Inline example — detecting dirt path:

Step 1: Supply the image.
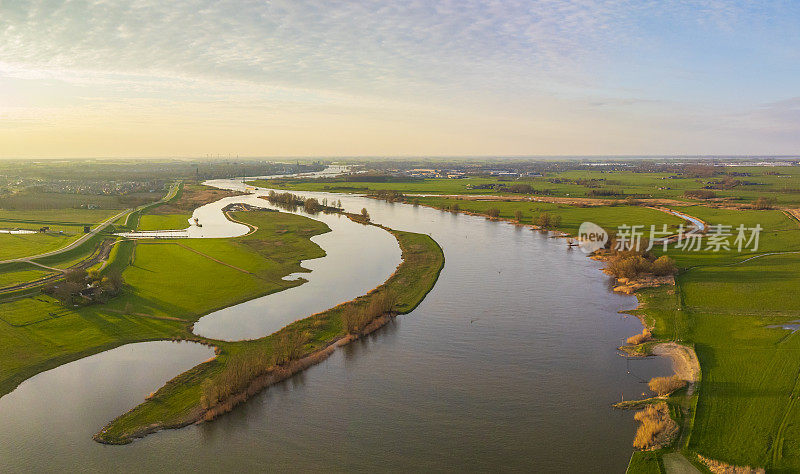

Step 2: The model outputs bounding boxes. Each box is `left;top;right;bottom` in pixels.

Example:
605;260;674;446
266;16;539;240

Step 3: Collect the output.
26;260;63;272
223;211;259;236
663;453;701;473
174;243;253;274
783;208;800;227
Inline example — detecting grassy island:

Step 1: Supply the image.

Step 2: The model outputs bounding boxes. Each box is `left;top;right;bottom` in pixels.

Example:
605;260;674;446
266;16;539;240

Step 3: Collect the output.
94;214;444;444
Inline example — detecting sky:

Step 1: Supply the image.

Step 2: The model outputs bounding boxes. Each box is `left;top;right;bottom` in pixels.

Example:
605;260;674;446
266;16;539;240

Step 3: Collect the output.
0;0;798;158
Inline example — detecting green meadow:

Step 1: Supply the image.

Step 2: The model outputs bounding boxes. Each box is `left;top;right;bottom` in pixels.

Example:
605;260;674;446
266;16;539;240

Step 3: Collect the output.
95;222;444;444
0;209;119;260
0;210;329;398
629;207;800;471
270;175;800;471
248;176;505;195
249;165;800;205
137;213;191;231
0;204;444;447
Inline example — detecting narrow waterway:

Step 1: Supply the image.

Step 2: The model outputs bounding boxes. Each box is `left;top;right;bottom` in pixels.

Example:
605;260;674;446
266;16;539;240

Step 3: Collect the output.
0;170;673;472
191;194;401;340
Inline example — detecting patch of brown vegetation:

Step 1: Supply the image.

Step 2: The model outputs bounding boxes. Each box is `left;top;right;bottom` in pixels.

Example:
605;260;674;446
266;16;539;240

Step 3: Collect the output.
592;245;677;293
633;402;679;450
150;185;243;215
627;328;652;345
612;274;675;294
340;290;397;334
648;375;687;396
697;455;765;474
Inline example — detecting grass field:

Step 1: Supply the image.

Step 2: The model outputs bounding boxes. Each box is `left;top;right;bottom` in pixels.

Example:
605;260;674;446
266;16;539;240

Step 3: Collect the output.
628;206;800;471
248;176;504;195
0;210;329;398
0;209;119;260
254;172;800;472
137;214;191;231
626;451;664;473
0;262;51;287
248;165;800;205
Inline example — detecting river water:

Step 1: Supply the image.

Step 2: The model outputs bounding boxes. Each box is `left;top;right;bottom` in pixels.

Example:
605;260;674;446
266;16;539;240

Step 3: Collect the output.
0;170;672;472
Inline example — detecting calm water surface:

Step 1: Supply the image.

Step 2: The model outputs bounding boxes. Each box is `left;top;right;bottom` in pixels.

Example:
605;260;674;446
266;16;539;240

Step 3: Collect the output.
191;194;401;340
0;177;672;472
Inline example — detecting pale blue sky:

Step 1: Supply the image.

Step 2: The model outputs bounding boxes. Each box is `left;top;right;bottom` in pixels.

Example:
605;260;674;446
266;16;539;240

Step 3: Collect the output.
0;1;798;157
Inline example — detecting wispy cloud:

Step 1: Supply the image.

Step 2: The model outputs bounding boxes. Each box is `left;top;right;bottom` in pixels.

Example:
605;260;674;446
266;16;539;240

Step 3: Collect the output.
0;1;644;94
0;1;797;157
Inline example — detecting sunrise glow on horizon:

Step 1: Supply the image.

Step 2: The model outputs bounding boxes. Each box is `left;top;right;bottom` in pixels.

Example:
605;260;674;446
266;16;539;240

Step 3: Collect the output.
1;1;799;158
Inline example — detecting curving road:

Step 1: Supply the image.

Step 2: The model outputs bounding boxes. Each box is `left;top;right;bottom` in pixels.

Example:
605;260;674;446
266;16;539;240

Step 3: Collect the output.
0;181;180;266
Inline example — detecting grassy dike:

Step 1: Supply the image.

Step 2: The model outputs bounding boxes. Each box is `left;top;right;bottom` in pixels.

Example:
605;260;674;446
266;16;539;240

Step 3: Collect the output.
93;215;444;444
624;206;800;473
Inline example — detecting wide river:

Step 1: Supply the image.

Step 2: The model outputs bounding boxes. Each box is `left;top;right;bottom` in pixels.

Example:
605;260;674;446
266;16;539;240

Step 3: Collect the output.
0;169;672;472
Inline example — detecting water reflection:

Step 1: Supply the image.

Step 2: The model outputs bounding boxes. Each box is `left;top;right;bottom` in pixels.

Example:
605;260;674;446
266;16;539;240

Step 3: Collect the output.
0;169;674;472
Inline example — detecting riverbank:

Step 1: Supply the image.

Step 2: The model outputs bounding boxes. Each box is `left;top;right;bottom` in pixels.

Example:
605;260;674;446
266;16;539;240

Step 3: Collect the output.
93;221;444;444
251;170;800;471
350;190;703;463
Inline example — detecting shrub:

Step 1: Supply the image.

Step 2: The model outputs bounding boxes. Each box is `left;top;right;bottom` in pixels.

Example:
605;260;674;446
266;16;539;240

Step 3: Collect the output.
534;212;561;229
361;208;370;220
605;253;677;279
266;190;303;208
648;375;686;396
370;190;405;202
651;255;677;276
753;196;777;210
486;208;500;218
341;290;397;335
684;189;717;199
514;210;523;222
44;267;125;306
272;330;310;366
506;183;533;194
303;198;322;213
632;403;676;450
627;328;652;345
200;349;273;409
606;255;649;279
625;196;642;206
